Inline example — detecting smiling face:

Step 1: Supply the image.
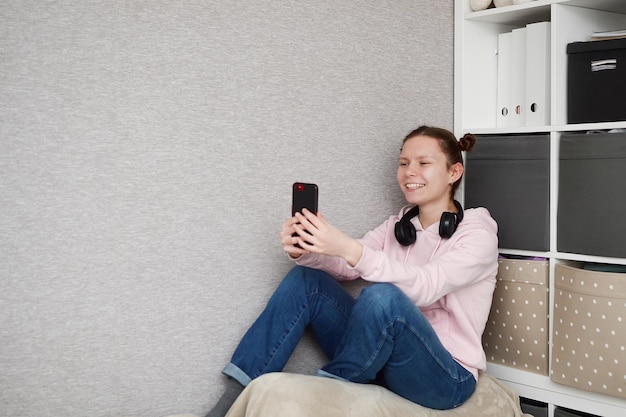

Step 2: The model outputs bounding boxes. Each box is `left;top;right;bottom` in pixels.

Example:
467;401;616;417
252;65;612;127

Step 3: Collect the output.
397;134;463;211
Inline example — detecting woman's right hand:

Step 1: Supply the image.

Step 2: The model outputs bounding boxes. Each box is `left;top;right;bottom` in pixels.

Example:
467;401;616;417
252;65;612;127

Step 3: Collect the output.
280;216;308;259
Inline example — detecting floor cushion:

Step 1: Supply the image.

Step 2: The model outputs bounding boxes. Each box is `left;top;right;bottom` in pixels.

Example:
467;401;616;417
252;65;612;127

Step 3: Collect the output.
224;372;532;417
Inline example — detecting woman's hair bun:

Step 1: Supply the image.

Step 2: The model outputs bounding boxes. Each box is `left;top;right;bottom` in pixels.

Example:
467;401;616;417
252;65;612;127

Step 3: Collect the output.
458;133;477;153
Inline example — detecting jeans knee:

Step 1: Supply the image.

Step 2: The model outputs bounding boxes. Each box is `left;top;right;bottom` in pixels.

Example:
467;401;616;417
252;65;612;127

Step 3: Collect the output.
355;283;404;317
360;283;402;303
283;265;307;284
282;266;334;292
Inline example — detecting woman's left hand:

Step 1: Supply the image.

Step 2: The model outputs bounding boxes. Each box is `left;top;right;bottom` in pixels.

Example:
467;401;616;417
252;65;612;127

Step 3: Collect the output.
293;209;363;267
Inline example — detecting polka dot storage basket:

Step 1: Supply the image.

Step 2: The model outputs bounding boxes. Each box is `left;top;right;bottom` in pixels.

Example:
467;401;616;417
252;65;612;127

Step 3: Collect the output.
551;263;626;399
483;258;550;375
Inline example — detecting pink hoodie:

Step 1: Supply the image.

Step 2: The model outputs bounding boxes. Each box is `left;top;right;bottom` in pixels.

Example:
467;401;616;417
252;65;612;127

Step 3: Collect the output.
295;206;499;379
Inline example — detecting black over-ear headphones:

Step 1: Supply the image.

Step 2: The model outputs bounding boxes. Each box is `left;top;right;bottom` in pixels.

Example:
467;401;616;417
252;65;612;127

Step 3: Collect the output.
394;200;464;246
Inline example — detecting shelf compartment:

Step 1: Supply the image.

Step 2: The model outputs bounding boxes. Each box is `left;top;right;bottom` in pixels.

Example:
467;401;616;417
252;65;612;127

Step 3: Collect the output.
464;0;552;25
465;134;550;251
557;131;626;258
552;263;626;399
483;257;550;375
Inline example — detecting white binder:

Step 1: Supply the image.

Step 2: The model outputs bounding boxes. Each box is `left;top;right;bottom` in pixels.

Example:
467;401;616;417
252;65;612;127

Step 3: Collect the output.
525;22;551;126
496;31;513;128
510;27;527;127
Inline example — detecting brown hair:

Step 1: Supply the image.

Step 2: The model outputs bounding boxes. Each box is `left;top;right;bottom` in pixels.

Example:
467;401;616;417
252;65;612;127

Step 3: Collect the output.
402;125;477;197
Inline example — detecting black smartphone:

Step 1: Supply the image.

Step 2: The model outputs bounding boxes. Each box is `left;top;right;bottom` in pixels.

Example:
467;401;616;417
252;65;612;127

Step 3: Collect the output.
292;182;318;216
292;182;318;248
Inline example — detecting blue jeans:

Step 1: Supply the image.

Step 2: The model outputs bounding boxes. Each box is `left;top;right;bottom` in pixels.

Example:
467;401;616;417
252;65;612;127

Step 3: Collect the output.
223;266;476;410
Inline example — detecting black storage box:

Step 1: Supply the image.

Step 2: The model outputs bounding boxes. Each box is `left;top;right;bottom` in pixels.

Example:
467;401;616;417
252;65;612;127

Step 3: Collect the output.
554;407;600;417
558;131;626;258
521;398;548;417
567;38;626;124
464;134;550;251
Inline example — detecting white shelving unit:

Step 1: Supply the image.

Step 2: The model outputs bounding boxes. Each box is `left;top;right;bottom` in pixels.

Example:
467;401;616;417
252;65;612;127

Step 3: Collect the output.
454;1;626;416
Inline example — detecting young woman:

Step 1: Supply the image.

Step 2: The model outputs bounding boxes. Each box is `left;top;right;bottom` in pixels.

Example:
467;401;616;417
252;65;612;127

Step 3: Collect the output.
205;126;498;417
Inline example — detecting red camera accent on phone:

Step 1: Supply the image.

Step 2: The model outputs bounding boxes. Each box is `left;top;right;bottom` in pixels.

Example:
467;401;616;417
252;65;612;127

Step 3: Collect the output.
292;182;318;217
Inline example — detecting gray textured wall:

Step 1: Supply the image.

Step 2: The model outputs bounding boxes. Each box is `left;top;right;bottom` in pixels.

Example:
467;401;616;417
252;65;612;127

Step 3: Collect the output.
0;1;453;416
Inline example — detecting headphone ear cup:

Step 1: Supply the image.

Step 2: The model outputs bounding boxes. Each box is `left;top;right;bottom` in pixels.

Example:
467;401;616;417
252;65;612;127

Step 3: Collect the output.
395;221;416;246
439;200;464;239
438;212;458;239
394;205;420;246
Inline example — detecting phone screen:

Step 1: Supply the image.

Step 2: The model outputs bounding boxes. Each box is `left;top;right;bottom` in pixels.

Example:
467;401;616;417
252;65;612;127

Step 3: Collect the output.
292;182;318;216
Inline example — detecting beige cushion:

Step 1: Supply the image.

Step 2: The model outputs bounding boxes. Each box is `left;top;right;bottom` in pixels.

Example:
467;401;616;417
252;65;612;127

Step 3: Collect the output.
225;372;532;417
